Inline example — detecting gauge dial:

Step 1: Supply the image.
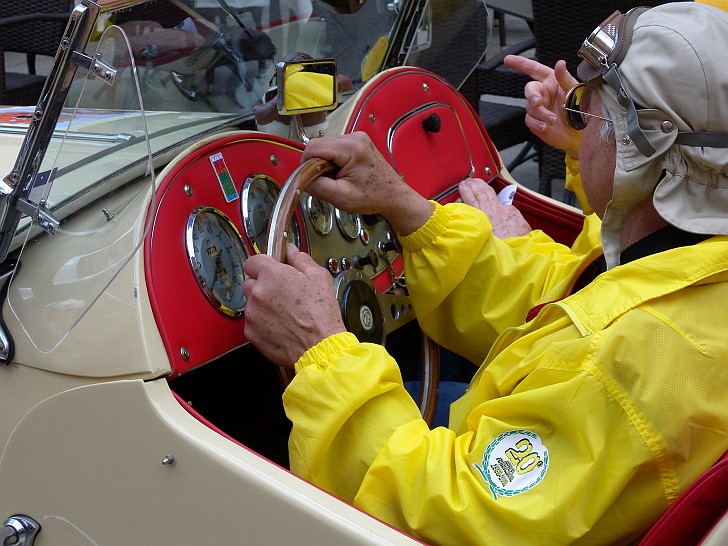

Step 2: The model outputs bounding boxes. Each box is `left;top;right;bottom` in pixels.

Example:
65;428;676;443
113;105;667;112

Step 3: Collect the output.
186;207;248;317
241;173;301;253
335;208;362;240
305;194;334;236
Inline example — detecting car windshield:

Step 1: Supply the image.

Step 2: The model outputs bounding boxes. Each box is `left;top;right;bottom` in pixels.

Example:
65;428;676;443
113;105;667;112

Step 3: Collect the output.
1;0;490;351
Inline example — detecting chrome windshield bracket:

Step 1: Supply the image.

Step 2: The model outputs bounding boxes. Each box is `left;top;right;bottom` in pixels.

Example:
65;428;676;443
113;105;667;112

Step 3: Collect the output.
15;198;60;237
0;2;97;263
72;51;117;85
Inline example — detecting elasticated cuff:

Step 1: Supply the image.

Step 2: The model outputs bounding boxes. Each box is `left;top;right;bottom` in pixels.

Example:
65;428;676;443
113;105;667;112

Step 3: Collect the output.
400;201;452;252
294;332;360;374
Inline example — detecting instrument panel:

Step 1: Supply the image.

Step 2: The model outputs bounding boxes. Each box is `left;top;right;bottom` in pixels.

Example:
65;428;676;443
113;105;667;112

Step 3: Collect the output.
145;132;403;378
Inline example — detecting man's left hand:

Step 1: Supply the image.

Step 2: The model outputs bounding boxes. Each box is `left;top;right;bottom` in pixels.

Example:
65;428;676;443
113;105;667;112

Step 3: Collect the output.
243;244;346;368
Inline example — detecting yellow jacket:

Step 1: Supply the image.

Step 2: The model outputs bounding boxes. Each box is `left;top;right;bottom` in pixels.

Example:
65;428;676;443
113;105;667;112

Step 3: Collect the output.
284;202;728;545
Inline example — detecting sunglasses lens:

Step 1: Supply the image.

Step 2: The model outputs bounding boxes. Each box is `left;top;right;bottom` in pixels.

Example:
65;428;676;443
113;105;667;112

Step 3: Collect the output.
565;84;587;130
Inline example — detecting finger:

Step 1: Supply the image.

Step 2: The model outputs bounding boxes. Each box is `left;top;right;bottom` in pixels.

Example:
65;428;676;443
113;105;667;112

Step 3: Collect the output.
524;80;545;107
459;185;477;208
524;99;558;126
305;174;342;200
284;243;311;270
503;55;553;81
301;135;339;163
243;252;275;279
554;60;578;92
285;243;330;281
243;276;255;303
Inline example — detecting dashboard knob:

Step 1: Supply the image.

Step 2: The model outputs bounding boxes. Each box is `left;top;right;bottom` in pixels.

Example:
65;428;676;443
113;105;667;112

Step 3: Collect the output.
422;113;441;133
378;239;401;254
352;249;379;270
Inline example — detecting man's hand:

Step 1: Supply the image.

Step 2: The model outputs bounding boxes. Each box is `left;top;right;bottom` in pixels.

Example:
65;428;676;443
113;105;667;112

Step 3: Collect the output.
243;244;346;368
459;178;531;239
503;56;582;159
302;132;434;235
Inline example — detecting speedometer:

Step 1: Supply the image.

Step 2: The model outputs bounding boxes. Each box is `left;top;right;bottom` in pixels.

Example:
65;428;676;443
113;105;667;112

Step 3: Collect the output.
335;209;362;240
305;194;334;236
241;173;301;253
186;207;248;317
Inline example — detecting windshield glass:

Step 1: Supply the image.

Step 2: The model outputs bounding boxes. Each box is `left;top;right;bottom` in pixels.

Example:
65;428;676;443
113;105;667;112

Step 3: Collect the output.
6;23;158;352
3;0;490;352
66;0;401;114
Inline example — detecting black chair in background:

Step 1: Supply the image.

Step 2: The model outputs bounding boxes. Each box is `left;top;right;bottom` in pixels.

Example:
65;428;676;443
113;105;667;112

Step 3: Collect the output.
0;1;71;106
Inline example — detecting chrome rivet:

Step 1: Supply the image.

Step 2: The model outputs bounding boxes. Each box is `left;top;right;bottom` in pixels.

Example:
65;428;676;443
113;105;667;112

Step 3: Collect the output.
485;166;492;176
270;154;278;166
180;347;190;360
162;453;176;466
369;112;376;124
661;120;675;133
422;83;430;92
184;184;192;196
622;135;631;146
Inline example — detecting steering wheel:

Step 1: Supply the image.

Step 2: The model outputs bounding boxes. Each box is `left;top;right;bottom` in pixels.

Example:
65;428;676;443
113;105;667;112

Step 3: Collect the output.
266;157;440;426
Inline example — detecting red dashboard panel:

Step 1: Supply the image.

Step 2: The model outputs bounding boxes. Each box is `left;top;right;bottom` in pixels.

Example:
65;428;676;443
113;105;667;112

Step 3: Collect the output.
343;67;502;201
145;133;306;378
145;132;405;378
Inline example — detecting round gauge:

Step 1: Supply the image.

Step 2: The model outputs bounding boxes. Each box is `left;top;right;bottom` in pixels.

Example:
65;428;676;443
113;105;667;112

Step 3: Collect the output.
335;208;362;240
241;173;301;253
305;194;334;236
186;207;248;317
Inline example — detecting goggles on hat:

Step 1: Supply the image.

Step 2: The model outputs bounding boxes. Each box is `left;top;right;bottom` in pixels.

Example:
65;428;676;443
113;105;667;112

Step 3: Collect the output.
575;7;728;155
576;8;647;84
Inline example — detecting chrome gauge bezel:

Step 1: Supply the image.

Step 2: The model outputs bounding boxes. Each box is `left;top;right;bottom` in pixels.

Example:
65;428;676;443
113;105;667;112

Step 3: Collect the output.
335;208;362;240
186;207;248;317
241;173;301;253
305;194;334;236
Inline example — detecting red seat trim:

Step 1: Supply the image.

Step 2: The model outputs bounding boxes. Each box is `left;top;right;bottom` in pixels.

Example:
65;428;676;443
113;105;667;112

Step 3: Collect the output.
640;452;728;545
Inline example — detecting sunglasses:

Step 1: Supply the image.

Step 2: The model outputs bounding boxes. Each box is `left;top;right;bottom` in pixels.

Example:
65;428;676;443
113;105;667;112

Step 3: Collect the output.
562;82;612;131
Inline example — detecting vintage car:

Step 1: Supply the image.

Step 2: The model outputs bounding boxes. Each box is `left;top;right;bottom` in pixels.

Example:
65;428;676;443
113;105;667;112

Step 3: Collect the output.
0;0;726;544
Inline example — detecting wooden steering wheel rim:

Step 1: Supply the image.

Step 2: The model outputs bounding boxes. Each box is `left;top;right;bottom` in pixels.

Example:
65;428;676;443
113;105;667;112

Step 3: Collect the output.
266;158;440;426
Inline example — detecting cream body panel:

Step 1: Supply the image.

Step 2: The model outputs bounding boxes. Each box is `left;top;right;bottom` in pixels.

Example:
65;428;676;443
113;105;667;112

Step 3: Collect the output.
0;378;420;545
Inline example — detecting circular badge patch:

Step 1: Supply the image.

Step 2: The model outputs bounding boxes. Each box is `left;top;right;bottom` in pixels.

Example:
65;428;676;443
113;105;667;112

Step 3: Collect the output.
473;430;549;500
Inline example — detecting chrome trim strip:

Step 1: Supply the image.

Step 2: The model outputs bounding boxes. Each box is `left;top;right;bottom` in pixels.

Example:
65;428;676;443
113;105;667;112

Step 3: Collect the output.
0;125;134;143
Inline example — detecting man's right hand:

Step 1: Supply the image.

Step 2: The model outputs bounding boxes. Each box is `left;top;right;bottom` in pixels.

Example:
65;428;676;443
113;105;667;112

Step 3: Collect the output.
503;56;582;159
302;132;434;236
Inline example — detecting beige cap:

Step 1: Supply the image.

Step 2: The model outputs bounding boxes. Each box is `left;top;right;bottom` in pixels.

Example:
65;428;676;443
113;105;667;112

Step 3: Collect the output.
578;3;728;268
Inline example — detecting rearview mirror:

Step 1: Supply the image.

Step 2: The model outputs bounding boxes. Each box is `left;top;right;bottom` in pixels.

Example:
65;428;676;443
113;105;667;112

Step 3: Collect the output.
276;58;338;116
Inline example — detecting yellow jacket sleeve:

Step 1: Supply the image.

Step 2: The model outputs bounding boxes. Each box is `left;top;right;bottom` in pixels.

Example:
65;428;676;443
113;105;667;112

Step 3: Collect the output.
285;316;668;544
399;202;602;365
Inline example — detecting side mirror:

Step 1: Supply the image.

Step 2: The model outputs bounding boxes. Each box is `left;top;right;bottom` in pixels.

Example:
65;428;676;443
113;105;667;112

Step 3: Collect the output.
276;58;338;116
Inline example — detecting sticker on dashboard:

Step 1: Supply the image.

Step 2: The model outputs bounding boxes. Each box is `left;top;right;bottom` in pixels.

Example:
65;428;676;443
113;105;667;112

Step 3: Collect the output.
209;152;239;203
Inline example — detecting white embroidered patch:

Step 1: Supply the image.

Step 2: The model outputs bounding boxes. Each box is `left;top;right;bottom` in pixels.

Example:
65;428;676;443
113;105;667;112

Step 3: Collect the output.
473;429;549;500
